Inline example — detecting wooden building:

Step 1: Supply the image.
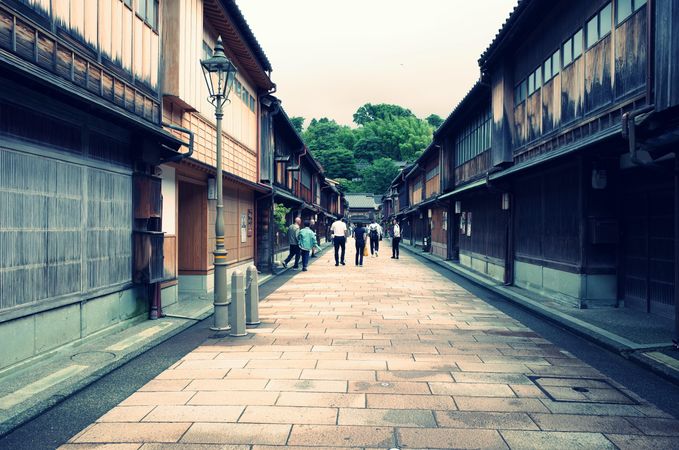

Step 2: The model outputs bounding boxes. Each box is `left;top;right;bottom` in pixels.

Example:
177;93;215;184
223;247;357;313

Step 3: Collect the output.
158;0;274;298
345;193;380;226
0;0;187;370
387;0;679;336
257;98;339;272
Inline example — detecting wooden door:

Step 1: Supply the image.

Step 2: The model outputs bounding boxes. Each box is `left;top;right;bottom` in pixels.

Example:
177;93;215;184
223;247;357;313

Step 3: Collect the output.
621;186;675;317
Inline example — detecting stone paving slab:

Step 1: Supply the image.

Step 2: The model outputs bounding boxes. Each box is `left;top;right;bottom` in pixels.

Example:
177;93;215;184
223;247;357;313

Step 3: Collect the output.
60;242;679;449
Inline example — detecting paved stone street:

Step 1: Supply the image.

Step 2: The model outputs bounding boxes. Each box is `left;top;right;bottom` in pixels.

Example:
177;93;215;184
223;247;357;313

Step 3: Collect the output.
60;242;679;449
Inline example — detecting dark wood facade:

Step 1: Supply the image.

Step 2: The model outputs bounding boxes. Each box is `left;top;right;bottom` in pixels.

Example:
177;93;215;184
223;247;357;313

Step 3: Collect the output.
386;0;679;333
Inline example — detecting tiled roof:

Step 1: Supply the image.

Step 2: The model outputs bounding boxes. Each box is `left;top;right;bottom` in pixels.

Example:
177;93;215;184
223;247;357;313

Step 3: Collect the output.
345;194;379;209
478;0;533;68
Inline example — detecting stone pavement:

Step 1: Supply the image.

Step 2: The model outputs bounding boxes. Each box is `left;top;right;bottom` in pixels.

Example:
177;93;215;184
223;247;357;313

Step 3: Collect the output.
60;239;679;449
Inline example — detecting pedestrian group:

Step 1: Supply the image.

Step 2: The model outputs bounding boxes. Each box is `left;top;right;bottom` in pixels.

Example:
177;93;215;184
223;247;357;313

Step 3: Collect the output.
282;214;402;272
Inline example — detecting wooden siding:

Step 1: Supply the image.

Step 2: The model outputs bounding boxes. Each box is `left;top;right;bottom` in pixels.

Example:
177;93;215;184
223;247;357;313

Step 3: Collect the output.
0;3;160;123
162;0;258;151
163;101;258;183
541;75;561;135
454;151;491;186
163;234;177;279
655;0;679;110
615;6;647;99
458;192;506;261
430;206;448;259
584;35;613;114
514;163;582;268
177;179;207;273
512;4;648;163
410;175;423;205
526;90;542;141
0;146;132;315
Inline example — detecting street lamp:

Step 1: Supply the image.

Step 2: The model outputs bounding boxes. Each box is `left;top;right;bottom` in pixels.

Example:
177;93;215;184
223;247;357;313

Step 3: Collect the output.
201;36;237;332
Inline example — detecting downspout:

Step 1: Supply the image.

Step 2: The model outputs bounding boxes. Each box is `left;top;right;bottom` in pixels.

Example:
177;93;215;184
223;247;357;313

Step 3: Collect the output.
264;99;282;272
160;123;194;163
621;105;663;170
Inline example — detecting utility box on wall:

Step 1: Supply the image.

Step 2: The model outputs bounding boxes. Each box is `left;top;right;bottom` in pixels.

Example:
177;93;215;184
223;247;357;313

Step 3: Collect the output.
133;174;162;219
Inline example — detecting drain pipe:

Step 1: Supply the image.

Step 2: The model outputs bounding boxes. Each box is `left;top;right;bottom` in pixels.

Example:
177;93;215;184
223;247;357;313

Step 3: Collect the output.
263;98;282;272
160;123;194;163
621;105;660;169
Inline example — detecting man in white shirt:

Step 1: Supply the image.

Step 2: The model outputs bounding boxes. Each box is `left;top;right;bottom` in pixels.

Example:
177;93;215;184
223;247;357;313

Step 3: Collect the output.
391;219;401;259
330;216;348;266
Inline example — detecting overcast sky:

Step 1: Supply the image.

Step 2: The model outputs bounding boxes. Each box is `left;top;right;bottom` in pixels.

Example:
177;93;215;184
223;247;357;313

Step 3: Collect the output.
237;0;515;127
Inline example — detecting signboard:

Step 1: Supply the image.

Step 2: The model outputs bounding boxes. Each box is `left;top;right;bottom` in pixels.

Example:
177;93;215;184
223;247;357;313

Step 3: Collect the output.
240;212;247;243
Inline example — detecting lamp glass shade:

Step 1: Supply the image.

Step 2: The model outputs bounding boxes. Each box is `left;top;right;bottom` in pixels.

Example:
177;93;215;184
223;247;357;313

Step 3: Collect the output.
200;36;237;101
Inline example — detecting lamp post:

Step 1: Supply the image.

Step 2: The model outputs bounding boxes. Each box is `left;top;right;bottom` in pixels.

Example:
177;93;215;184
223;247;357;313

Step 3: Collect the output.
201;36;237;331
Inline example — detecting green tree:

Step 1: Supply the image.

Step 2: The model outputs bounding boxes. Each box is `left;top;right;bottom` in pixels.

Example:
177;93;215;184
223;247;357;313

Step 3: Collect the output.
334;177;362;193
304;118;355;152
273;203;291;233
359;158;401;195
426;114;444;129
289;116;305;134
353;103;415;125
354;115;432;162
314;148;358;180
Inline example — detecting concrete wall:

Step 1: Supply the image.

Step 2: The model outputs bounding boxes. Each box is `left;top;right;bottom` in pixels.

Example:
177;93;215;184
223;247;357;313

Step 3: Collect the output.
460;251;505;283
0;286;147;373
431;242;447;260
514;260;617;308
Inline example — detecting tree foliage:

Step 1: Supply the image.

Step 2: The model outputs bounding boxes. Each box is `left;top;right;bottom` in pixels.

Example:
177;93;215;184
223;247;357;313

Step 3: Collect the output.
353;103;414;125
273;203;291;233
303;118;355;152
314;148;358;181
426;114;444;129
289;116;305;134
354;115;433;162
358;158;401;195
303;104;437;195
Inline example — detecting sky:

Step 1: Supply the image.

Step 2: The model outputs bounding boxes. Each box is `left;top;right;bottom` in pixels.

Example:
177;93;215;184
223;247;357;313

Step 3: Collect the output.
237;0;516;127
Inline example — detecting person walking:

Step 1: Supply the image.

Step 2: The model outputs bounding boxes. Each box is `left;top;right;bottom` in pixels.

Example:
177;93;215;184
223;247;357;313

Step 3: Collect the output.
330;216;347;266
391;219;401;259
309;218;317;258
368;218;382;257
353;222;368;266
282;216;301;270
298;220;318;272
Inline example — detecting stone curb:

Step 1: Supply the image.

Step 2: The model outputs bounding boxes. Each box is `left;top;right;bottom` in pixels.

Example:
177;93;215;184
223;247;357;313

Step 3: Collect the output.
398;242;679;386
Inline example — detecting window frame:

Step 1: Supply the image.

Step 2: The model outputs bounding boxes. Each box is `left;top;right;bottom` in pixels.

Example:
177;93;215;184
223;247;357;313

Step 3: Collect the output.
562;28;583;69
136;0;159;32
616;0;647;25
586;2;612;49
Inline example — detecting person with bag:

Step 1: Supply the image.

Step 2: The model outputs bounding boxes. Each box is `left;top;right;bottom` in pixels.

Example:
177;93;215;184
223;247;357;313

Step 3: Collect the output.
368;218;382;257
353;222;368;267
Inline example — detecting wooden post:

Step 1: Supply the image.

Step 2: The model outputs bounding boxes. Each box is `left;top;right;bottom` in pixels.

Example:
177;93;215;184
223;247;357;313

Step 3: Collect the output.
674;152;679;341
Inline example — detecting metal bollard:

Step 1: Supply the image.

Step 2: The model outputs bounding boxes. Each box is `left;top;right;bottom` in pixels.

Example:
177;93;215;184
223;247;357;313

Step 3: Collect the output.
229;270;247;337
246;265;261;326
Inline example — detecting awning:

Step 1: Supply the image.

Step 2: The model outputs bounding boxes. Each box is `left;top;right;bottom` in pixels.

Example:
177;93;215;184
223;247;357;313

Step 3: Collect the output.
415;196;439;209
273;187;303;205
490;124;622;181
438;178;486;201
